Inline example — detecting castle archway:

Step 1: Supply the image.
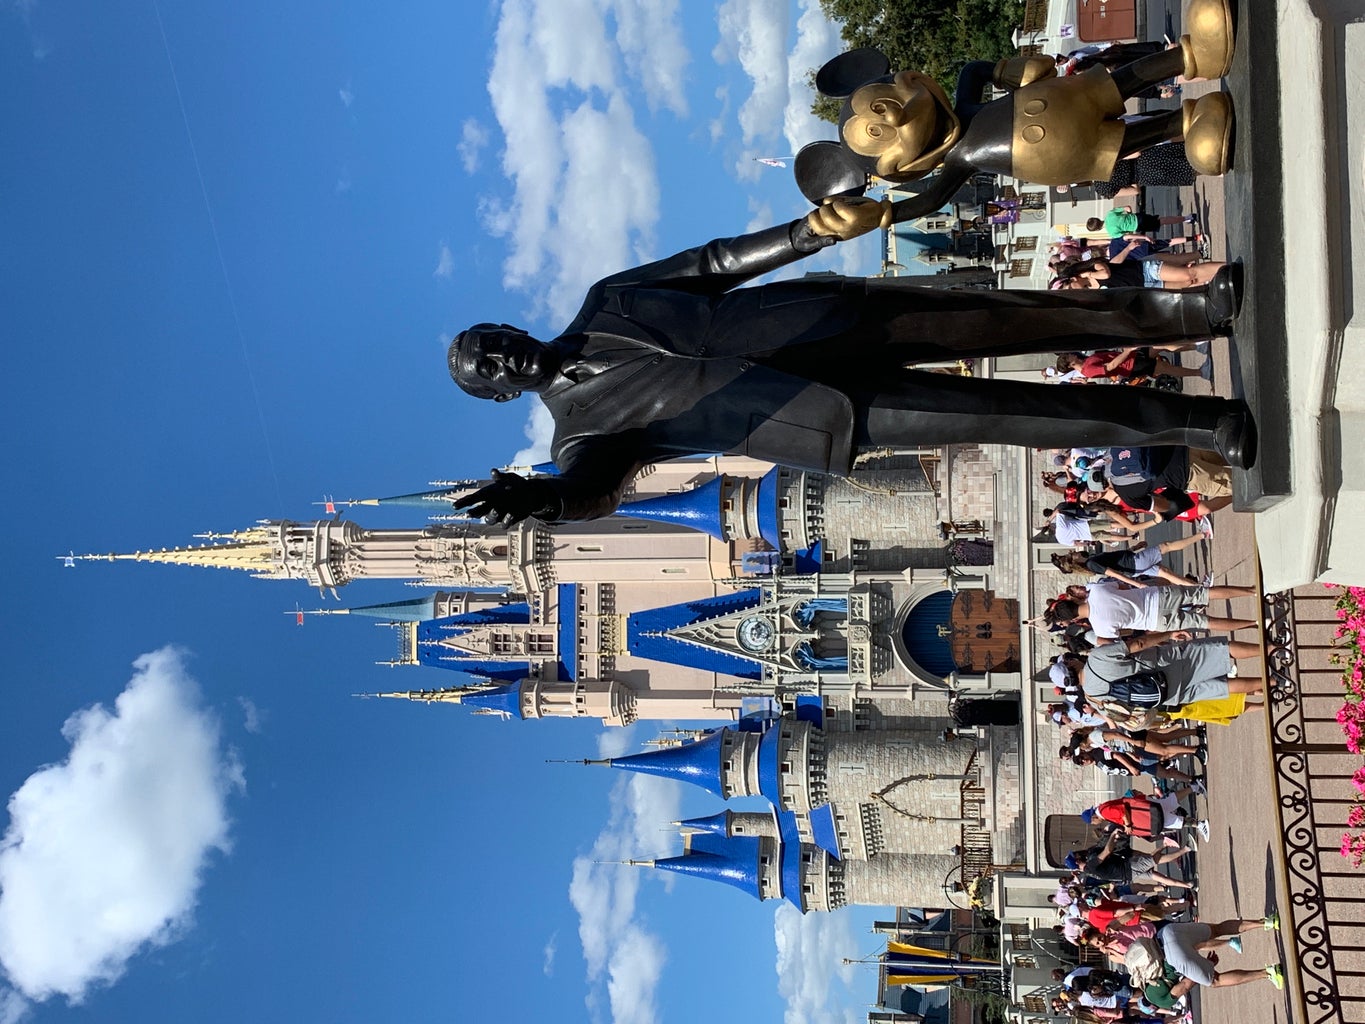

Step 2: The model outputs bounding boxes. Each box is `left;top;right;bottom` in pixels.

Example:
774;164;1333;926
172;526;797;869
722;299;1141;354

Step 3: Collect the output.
892;586;1021;686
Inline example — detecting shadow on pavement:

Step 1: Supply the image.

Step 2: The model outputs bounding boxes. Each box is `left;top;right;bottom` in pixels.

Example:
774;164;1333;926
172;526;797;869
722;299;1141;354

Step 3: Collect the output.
1226;825;1241;915
1266;844;1291;1018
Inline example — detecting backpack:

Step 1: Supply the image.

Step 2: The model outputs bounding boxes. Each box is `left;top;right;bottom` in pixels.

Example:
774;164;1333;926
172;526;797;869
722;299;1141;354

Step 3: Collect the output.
1105;670;1167;708
1105;447;1159;488
1121;796;1166;838
1124;936;1166;988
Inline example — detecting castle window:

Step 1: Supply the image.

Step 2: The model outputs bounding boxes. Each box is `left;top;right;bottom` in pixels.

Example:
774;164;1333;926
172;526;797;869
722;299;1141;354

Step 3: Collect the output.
576;545;603;553
781;761;792;774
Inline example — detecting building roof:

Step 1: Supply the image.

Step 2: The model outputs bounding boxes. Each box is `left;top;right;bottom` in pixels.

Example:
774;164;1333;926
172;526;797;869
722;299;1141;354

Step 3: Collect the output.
556;584;578;681
617;473;727;539
455;681;524;718
653;834;763;900
445;602;531;626
755;467;781;549
608;728;728;797
676;810;732;836
626;590;764;679
340;595;439;621
808;803;841;860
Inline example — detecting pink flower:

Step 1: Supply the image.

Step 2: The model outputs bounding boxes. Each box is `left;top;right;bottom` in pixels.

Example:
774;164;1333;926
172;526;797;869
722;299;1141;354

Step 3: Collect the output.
1347;835;1365;868
1344;832;1365;867
1349;805;1365;828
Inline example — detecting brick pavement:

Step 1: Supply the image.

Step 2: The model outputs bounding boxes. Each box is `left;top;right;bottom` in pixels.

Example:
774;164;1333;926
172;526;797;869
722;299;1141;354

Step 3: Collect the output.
1073;10;1305;1013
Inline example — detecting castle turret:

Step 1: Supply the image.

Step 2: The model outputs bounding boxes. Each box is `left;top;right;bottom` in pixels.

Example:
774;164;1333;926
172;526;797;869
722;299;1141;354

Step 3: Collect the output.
650;832;779;901
369;677;639;726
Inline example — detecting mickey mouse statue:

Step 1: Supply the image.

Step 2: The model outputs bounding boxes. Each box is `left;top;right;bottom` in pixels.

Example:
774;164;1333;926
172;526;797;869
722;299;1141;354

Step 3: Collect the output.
796;0;1236;222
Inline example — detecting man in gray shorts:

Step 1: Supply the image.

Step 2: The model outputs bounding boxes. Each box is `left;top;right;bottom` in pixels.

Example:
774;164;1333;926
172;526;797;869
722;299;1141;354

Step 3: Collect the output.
1049;578;1259;639
1082;634;1267;708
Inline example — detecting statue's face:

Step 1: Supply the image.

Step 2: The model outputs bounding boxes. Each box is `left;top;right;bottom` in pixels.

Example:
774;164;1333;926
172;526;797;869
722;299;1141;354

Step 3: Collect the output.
842;71;953;178
449;325;556;401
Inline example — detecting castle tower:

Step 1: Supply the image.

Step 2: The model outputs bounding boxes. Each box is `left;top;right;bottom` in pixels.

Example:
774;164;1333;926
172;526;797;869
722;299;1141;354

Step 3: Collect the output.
604;716;985;862
639;811;961;911
369;677;642;727
78;453;1014;727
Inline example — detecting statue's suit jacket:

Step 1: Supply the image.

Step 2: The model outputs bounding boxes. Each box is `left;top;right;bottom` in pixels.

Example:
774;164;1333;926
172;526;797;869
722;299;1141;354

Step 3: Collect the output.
540;219;863;520
532;218;1215;521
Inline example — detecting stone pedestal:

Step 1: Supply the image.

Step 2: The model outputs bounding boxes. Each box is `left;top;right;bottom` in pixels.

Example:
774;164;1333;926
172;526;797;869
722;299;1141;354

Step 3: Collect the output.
1251;1;1365;588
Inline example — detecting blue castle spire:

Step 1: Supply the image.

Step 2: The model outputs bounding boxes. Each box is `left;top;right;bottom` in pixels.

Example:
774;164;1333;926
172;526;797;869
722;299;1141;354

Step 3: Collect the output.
338;595;439;621
675;810;732;836
652;834;763;900
456;680;524;717
605;728;729;798
617;474;728;540
351;488;472;512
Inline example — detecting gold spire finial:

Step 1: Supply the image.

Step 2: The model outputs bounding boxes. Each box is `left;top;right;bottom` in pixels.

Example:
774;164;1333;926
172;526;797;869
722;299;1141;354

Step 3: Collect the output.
73;525;283;573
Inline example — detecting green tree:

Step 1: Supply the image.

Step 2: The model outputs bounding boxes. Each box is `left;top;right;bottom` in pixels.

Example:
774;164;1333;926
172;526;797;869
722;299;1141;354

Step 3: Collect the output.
810;0;1026;121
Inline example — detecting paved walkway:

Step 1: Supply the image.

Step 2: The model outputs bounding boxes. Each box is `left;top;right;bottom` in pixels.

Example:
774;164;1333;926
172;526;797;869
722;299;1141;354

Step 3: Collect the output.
1178;122;1354;1024
1083;6;1354;1014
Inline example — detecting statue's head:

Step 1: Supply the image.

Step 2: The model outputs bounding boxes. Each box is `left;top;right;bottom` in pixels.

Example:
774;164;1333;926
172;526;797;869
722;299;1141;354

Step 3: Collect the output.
840;71;961;179
809;49;961;182
448;323;556;402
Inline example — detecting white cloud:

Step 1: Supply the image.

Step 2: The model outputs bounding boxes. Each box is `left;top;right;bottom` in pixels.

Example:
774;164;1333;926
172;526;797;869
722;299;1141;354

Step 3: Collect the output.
236;696;262;735
714;0;790;157
481;0;690;327
434;242;456;280
335;170;353;195
0;648;243;1007
542;931;558;976
458;118;490;174
0;988;27;1024
536;96;659;322
710;84;731;143
782;0;840;154
713;0;840;180
339;85;353;107
509;396;556;466
608;0;689;116
568;729;682;1024
773;904;862;1024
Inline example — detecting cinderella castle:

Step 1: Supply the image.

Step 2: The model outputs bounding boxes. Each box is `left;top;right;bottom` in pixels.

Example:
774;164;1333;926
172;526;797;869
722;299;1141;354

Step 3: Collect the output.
81;450;1035;918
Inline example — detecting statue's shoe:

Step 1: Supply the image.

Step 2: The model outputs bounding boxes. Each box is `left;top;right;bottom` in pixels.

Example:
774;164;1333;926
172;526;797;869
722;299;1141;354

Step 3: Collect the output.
1205;262;1244;333
1183;93;1234;176
1214;404;1257;470
1180;0;1235;80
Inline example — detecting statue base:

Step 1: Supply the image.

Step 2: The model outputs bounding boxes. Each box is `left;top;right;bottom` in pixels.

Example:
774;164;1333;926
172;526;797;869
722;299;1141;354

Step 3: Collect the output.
1236;0;1365;588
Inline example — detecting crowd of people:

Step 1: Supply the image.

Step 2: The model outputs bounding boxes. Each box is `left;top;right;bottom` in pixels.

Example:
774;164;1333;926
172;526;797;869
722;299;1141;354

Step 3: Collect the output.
1029;434;1286;1018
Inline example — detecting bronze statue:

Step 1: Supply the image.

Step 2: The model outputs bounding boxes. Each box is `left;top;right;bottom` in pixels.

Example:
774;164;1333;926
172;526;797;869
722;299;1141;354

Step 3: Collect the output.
794;0;1235;223
448;205;1252;525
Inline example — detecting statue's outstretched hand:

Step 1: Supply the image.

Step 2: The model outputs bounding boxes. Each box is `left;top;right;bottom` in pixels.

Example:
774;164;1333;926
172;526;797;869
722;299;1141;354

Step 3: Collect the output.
807;196;894;241
453;468;558;526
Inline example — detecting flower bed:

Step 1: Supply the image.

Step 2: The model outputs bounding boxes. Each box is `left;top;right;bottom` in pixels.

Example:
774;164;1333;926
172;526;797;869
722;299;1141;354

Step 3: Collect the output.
1331;585;1365;865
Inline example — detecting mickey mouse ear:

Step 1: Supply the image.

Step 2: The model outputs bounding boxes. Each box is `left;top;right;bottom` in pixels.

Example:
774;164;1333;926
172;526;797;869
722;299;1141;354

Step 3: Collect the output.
794;142;869;203
814;47;891;98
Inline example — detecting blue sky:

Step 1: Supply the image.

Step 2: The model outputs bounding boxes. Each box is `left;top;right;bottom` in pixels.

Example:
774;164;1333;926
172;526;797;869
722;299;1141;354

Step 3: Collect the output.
0;2;889;1023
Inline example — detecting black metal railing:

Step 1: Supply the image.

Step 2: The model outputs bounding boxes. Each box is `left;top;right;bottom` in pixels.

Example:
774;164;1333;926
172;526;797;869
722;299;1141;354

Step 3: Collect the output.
1265;586;1364;1024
